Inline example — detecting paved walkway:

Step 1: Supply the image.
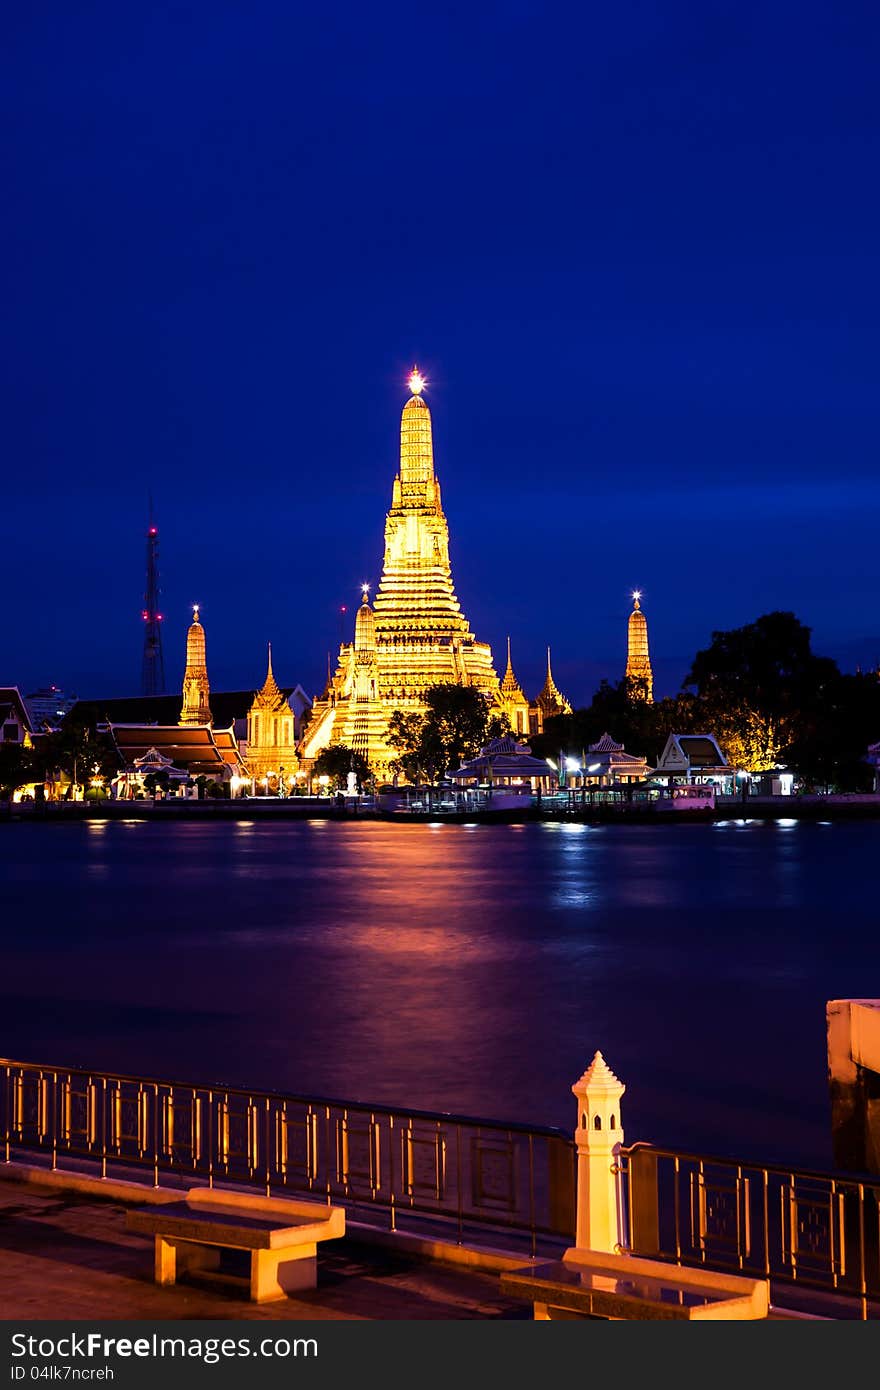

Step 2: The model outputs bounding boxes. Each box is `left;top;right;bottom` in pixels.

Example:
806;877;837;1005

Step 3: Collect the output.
0;1180;529;1321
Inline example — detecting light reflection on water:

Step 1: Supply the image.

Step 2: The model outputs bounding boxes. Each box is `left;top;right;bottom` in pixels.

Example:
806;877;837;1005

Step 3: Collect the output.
0;816;877;1171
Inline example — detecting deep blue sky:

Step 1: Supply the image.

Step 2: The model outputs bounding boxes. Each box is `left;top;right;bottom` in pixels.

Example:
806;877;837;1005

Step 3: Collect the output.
3;3;879;707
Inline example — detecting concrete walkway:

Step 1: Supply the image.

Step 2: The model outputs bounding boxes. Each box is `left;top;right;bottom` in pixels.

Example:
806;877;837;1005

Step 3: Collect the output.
0;1179;529;1321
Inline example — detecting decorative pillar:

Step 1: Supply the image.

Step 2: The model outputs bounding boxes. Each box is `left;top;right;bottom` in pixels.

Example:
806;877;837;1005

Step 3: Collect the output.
571;1051;625;1253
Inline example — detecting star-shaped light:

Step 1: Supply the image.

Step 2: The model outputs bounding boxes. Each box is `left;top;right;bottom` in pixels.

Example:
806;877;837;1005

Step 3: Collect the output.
408;367;425;395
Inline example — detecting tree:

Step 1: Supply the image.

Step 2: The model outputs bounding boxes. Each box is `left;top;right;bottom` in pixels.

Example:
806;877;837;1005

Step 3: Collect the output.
786;669;880;791
0;742;30;799
311;744;372;790
34;719;119;790
683;611;839;771
387;684;498;783
530;680;696;768
142;770;171;798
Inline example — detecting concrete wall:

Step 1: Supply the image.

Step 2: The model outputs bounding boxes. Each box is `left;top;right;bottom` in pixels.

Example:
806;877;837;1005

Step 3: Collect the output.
827;999;880;1173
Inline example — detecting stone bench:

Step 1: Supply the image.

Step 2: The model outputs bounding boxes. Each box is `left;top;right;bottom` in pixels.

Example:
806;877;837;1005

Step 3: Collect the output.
500;1248;770;1320
126;1187;345;1303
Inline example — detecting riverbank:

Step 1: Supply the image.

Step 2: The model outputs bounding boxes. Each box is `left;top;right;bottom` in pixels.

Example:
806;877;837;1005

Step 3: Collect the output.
4;793;880;824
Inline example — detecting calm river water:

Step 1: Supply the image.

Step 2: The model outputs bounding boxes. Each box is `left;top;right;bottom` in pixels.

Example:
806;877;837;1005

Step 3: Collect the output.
1;816;877;1169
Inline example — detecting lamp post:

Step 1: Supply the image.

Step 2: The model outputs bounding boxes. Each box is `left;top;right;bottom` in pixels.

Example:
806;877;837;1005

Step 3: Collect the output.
545;758;557;805
585;762;600;810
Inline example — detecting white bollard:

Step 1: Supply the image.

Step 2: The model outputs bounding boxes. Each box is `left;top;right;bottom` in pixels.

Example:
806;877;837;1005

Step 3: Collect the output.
571;1051;625;1253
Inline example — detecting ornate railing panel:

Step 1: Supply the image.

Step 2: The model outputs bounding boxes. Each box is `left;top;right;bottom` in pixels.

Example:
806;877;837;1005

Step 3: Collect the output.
620;1142;880;1318
1;1059;575;1257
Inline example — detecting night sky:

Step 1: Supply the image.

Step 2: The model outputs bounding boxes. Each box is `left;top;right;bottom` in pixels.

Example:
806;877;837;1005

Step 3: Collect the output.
3;3;879;708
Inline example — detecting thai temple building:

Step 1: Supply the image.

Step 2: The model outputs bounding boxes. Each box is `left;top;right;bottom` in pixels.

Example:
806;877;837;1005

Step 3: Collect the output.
497;638;531;736
497;639;572;736
106;605;248;791
179;605;212;725
625;591;653;703
246;643;300;790
302;370;502;779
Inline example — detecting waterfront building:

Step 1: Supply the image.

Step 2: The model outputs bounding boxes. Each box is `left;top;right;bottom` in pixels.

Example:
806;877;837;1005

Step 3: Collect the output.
302;371;502;779
625;592;653;702
581;732;649;786
179;605;212;726
652;732;732;792
108;724;247;797
0;687;34;747
446;735;555;809
246;644;300;792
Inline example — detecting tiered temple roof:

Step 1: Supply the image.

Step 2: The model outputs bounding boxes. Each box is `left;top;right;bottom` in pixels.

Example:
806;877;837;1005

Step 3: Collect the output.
106;723;246;776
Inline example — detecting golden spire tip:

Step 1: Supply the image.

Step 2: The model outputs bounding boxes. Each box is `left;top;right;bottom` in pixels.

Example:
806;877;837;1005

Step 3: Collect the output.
408;366;425;396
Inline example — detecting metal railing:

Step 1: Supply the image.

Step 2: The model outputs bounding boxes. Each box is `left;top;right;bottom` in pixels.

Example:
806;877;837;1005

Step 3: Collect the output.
620;1142;880;1318
1;1059;575;1258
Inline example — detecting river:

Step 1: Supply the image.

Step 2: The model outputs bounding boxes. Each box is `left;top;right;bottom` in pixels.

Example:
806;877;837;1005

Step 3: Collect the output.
1;816;877;1170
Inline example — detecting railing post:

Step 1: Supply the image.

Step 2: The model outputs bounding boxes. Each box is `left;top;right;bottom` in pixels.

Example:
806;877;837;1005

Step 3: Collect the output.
570;1051;625;1253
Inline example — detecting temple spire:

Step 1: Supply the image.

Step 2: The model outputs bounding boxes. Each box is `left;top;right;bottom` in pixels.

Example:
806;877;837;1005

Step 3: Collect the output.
536;644;572;719
397;369;435;502
501;635;524;695
625;590;654;703
179;604;212;726
258;641;282;702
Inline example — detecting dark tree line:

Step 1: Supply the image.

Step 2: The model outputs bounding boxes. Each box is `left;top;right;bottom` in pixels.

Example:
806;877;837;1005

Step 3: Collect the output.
532;612;880;791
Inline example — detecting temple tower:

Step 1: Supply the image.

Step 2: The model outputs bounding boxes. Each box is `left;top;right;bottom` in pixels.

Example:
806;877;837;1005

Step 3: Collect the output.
302;370;500;778
246;643;299;788
498;637;531;736
370;369;499;700
625;591;654;703
179;604;212;726
534;646;572;728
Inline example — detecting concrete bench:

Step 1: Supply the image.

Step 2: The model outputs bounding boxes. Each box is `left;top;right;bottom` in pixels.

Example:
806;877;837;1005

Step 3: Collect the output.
126;1187;345;1303
500;1248;769;1320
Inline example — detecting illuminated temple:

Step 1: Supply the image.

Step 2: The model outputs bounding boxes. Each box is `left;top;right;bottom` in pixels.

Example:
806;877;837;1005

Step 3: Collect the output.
301;372;575;778
625;591;654;702
303;371;502;778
